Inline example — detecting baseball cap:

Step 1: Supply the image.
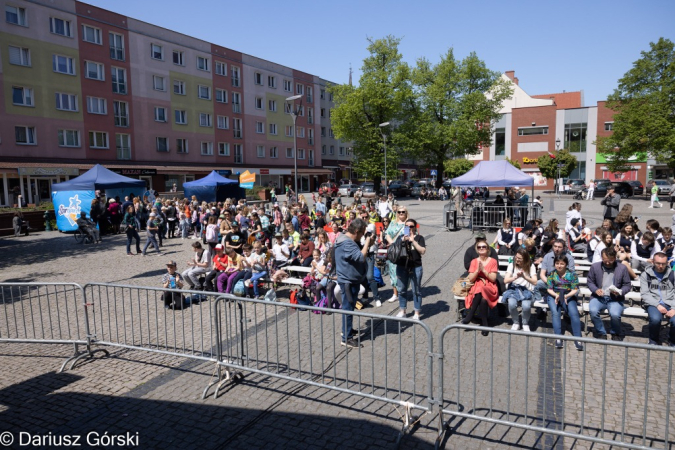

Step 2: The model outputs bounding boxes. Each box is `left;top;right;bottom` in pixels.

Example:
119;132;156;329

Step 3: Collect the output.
274;232;282;238
523;223;533;231
231;220;239;227
166;260;177;267
215;244;224;250
474;232;486;240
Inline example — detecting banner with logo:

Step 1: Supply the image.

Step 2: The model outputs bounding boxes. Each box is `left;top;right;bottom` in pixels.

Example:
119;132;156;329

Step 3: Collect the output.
51;190;95;231
239;170;255;189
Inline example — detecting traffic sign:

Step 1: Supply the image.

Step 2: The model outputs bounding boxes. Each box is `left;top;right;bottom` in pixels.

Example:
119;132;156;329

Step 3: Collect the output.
557;164;565;168
430;170;437;176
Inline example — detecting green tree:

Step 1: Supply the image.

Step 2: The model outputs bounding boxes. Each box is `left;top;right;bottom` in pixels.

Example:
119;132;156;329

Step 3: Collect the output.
506;157;521;170
330;36;412;193
536;149;577;180
443;158;474;178
596;38;675;172
398;49;513;188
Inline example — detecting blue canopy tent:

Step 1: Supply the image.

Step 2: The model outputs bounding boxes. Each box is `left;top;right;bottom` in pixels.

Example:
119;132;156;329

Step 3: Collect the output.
51;164;146;231
183;171;243;203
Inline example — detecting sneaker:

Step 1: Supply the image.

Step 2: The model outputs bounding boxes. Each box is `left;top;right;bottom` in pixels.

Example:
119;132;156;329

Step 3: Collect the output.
555;339;563;349
511;323;521;331
395;310;406;318
387;295;399;303
522;324;531;332
375;300;382;308
611;334;624;342
341;338;362;349
244;280;251;288
648;206;654;208
574;341;584;351
412;312;421;321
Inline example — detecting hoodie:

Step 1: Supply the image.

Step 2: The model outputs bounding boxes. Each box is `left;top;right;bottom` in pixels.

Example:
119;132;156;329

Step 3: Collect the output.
334;233;366;284
640;265;675;309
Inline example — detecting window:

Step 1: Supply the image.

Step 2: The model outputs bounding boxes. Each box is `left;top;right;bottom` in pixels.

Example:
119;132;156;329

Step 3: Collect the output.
308;128;314;145
254;72;262;85
257;145;265;158
217;115;229;129
199;113;212;127
297;148;305;159
15;126;36;145
216;89;227;103
81;25;102;44
320;89;325;100
255;97;263;109
284;103;292;114
9;46;30;66
269;123;277;135
564;123;588;153
87;97;106;114
85;61;104;80
197;56;209;71
233;118;242;138
329;128;334;138
215;61;226;76
231;66;240;87
150;43;163;60
154;107;167;122
198;85;211;100
176;138;188;154
89;131;109;149
55;93;78;112
156;137;169;152
268;76;276;88
111;67;127;94
286;147;294;158
116;134;130;159
296;84;304;95
285;125;294;137
109;32;124;60
339;146;344;156
113;101;129;126
153;75;165;91
5;5;27;26
268;99;277;112
517;126;548;136
320;108;326;118
329;145;334;155
234;144;243;164
173;80;185;95
495;128;505;156
307;107;313;124
604;122;614;131
58;129;80;147
269;147;278;158
328;93;333;101
297;127;305;138
308;150;314;167
175;110;187;124
322;145;326;155
12;87;33;106
283;80;292;92
52;54;74;74
321;127;326;137
50;17;72;37
218;142;230;156
256;122;264;134
306;87;313;103
201;141;213;155
232;92;241;113
172;50;184;66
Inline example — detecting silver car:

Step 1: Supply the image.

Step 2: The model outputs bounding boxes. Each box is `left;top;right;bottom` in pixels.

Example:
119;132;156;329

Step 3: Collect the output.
338;183;358;197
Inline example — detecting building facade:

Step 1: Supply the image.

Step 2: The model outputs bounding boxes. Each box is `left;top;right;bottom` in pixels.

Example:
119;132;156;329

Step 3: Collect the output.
0;0;347;206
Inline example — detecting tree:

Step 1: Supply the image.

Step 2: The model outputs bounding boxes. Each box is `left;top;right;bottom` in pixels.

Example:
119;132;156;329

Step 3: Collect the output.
506;157;521;170
536;149;577;180
443;158;474;178
330;36;413;194
596;38;675;172
398;49;513;188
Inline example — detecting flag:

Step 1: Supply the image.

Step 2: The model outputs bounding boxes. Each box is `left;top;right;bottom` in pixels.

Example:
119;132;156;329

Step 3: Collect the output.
548;151;556;159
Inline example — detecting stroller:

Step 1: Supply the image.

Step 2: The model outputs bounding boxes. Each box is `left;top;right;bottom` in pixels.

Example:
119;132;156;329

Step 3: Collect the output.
573;189;587;200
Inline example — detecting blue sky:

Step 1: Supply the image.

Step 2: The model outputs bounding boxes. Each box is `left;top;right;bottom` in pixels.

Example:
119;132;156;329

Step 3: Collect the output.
84;0;674;105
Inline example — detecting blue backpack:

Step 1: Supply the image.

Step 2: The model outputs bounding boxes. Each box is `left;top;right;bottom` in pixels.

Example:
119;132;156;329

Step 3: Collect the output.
233;280;245;297
373;267;385;287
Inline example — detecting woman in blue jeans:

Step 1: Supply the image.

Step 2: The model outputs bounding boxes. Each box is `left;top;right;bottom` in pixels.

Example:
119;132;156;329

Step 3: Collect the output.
546;255;583;351
395;219;426;321
502;248;537;332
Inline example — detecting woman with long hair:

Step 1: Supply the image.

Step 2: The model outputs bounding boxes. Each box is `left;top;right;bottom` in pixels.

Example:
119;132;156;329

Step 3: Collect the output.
462;239;499;335
384;206;409;304
503;248;537;331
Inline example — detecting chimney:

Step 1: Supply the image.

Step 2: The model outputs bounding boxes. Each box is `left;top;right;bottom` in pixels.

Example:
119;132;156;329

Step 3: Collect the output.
505;70;515;81
513;77;519;85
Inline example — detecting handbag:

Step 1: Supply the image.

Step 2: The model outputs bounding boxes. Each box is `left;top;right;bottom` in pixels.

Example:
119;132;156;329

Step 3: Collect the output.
452;277;473;297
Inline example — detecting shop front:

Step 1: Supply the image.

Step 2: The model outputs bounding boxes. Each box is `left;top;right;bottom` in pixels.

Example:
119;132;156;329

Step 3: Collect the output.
1;167;81;207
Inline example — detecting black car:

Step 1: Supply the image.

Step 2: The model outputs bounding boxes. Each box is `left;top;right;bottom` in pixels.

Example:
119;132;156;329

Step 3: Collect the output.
388;182;411;197
627;180;644;196
609;181;634;198
592;179;614;196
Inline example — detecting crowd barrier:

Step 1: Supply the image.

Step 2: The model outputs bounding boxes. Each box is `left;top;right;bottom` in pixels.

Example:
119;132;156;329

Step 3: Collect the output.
468;203;542;230
1;282;674;448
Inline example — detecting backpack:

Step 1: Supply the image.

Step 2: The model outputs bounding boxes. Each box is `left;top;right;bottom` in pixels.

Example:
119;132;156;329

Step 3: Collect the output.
233;280;245;297
373;266;385;287
206;225;217;241
313;293;329;314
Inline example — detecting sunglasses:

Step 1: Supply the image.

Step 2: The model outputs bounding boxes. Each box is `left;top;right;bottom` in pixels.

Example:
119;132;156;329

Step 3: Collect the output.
476;245;488;249
397;211;407;214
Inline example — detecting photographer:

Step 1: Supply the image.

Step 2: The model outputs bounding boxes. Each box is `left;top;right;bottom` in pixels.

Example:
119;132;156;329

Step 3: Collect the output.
394;219;426;320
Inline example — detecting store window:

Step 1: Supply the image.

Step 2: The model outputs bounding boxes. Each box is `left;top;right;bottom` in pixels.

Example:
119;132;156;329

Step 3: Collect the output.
564;123;587;153
569;161;586;180
495;128;505;156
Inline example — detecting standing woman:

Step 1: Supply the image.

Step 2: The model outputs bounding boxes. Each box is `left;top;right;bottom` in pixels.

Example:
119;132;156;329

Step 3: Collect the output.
122;205;142;255
384;206;408;304
461;240;499;335
107;198;121;234
495;218;516;256
165;201;177;238
205;215;219;252
394;219;426;320
546;255;583;350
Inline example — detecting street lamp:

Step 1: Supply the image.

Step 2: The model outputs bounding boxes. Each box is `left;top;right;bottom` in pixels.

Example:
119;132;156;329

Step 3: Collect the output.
286;94;303;199
379;122;390;196
555;138;561;195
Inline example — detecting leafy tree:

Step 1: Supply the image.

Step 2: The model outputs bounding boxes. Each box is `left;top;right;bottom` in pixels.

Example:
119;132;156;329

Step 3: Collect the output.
398;49;513;188
536;149;577;180
443;158;474;178
596;38;675;172
330;36;412;193
506;157;521;170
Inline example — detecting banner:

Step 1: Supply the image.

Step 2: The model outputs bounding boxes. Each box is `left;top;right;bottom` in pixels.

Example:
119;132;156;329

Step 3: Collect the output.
239;170;255;189
51;190;96;232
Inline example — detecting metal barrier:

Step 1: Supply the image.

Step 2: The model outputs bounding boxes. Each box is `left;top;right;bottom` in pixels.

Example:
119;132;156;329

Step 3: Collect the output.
470;203;542;230
435;324;675;450
0;282;107;372
209;294;435;440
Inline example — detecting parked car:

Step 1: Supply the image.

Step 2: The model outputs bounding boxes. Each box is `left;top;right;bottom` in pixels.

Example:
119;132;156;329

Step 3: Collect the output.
646;179;671;196
388;182;411;197
411;183;425;198
609;181;634;198
592;179;613;196
627;180;644;196
339;178;350;185
319;182;339;197
442;179;452;189
338;183;358;197
360;183;376;198
566;179;586;193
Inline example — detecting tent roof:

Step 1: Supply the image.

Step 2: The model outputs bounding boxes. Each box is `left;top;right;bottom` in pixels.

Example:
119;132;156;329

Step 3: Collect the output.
451;160;534;188
183;171;238;187
52;164;146;191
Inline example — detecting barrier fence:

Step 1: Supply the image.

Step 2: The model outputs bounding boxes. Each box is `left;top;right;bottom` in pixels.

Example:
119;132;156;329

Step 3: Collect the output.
469;202;542;230
2;282;675;448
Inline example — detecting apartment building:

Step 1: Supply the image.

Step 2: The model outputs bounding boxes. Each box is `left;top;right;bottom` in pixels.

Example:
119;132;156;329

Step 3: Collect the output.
318;79;354;181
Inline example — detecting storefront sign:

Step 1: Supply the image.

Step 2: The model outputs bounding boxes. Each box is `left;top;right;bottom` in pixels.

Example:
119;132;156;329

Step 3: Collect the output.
111;169;157;175
260;169;269;175
522;157;539;164
239;170;255;189
18;167;80;176
217;170;232;177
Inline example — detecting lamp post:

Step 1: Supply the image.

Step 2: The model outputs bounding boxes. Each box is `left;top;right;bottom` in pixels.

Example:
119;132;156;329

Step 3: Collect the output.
286;94;303;199
555;138;561;195
379;122;390;196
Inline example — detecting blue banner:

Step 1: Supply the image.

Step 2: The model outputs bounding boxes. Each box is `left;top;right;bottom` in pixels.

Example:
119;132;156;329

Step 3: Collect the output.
51;190;95;232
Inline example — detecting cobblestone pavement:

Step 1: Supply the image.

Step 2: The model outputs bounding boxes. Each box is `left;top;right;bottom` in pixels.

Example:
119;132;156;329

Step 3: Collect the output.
0;194;674;449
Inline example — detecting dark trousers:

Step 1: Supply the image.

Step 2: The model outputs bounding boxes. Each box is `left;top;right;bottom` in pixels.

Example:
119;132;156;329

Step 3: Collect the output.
168;219;177;238
162;291;183;308
204;270;224;291
302;256;313;267
126;228;141;253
